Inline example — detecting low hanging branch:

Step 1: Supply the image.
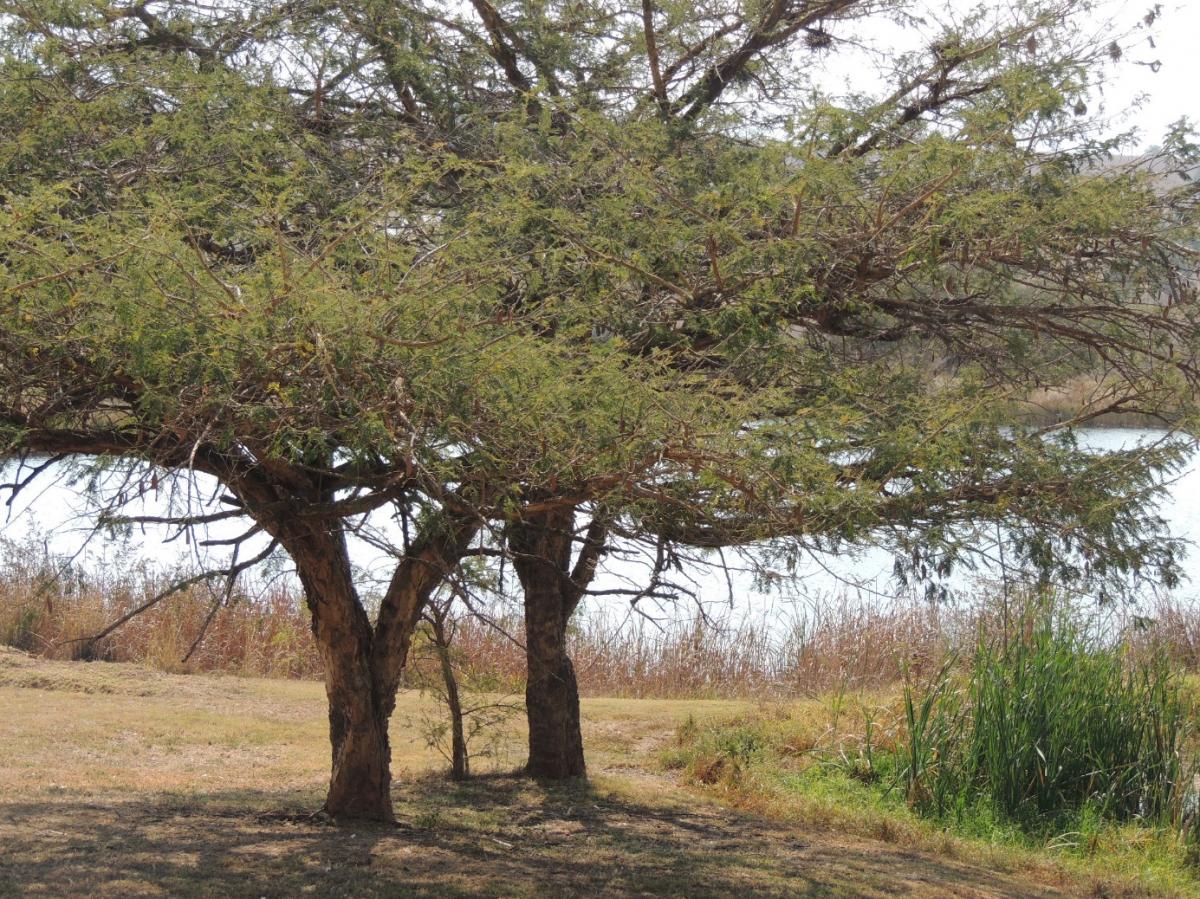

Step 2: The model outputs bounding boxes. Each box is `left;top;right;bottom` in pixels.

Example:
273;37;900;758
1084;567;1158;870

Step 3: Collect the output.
61;538;281;654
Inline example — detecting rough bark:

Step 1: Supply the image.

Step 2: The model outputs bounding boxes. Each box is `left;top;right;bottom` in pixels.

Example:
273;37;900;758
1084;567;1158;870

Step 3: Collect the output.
277;513;479;821
285;521;396;820
520;561;586;778
323;672;395;819
510;507;606;780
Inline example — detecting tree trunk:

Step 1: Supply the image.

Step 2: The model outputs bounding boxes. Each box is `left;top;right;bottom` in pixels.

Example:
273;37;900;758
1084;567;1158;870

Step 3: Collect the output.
270;511;477;820
288;523;397;822
429;608;469;780
510;506;590;779
523;595;586;779
444;656;469;781
323;664;395;820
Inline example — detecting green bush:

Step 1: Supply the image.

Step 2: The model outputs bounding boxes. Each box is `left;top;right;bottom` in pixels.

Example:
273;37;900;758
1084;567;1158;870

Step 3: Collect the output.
661;715;772;785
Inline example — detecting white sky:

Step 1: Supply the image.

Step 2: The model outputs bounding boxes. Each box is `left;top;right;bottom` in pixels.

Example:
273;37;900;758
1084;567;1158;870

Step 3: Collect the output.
832;0;1200;150
1083;0;1200;148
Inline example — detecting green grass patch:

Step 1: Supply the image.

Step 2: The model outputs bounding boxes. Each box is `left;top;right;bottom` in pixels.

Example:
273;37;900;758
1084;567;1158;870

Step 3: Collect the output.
664;600;1200;896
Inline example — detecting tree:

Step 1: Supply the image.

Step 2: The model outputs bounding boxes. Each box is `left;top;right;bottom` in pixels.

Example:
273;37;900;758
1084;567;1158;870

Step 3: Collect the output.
423;0;1200;777
0;0;489;818
2;0;1198;814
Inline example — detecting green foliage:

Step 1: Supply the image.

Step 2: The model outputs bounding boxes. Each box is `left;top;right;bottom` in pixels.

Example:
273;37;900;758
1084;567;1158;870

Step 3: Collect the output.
899;600;1195;837
666;600;1200;893
660;713;772;786
0;0;1197;598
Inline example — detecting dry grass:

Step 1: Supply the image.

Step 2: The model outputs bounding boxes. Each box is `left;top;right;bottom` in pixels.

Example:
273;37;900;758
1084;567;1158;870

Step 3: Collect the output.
0;645;1107;898
0;573;973;698
0;531;959;695
414;592;1200;700
5;531;1200;704
0;536;321;678
427;599;964;699
1017;373;1176;428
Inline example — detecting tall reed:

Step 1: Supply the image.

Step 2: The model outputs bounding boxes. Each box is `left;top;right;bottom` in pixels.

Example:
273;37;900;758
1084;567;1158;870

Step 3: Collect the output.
6;531;1200;705
901;598;1195;835
0;535;321;678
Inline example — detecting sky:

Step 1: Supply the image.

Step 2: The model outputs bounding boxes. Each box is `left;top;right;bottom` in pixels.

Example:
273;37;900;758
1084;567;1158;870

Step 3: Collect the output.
826;0;1200;151
1081;0;1200;148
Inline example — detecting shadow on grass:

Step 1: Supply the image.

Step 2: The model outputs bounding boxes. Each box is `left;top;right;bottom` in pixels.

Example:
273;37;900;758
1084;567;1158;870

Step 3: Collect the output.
0;775;1059;898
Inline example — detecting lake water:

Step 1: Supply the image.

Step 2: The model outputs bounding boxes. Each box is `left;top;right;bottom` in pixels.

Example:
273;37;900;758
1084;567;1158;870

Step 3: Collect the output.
2;428;1198;629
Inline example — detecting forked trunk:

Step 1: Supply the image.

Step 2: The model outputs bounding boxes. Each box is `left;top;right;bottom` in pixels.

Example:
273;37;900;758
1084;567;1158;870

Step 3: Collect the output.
272;512;475;819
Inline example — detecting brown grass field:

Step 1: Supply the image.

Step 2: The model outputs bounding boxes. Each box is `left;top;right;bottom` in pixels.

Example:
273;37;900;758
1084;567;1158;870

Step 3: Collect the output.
0;645;1171;899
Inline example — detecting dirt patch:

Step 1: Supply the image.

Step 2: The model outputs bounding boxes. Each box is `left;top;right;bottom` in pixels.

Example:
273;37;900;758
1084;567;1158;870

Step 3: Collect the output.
0;652;1112;898
0;778;1066;898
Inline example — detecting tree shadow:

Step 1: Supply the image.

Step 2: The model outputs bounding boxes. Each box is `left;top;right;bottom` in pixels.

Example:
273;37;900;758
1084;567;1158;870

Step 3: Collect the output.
0;777;1061;897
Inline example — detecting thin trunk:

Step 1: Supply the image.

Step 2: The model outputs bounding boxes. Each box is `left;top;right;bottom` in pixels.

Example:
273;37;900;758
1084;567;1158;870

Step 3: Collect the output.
442;647;469;781
430;609;469;780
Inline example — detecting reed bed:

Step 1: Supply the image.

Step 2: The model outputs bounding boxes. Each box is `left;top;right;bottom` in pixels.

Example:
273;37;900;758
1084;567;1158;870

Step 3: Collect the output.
0;538;321;678
900;602;1192;831
4;533;1200;698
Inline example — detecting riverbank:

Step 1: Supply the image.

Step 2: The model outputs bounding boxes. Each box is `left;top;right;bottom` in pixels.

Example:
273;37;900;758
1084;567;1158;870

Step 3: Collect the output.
7;544;1200;699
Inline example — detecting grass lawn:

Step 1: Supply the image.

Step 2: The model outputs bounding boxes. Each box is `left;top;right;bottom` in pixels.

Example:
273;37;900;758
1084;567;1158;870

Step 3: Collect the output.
0;646;1177;897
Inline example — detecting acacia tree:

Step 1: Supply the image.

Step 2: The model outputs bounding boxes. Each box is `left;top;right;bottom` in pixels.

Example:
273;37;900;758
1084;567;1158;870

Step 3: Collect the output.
417;1;1200;777
2;0;1199;807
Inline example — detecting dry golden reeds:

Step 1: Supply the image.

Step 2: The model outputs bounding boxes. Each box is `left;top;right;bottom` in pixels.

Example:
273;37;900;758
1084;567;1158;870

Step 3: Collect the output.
3;533;1199;698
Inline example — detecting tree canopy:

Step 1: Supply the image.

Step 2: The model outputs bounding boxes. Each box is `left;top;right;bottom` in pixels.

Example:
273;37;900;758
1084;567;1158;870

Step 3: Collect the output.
1;0;1198;816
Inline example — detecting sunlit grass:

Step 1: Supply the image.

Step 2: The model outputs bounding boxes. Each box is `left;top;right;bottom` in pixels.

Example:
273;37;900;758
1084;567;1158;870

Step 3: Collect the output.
663;601;1200;897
